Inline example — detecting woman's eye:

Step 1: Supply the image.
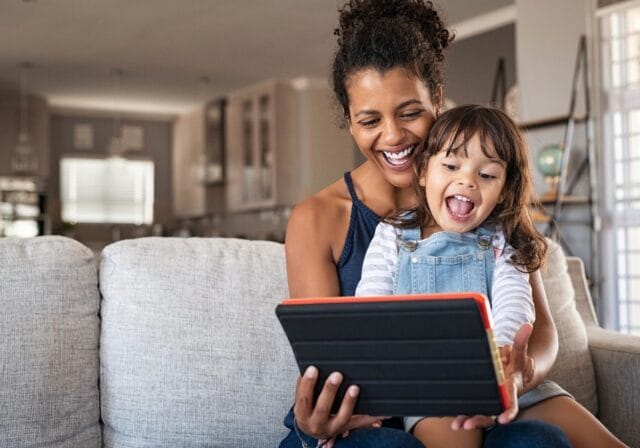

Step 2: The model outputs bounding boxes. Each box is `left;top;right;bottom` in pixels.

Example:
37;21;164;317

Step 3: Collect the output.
360;118;379;127
400;111;422;119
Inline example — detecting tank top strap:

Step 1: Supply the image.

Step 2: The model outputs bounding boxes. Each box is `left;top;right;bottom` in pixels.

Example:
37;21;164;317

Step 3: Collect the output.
343;171;380;222
337;172;382;296
344;171;358;201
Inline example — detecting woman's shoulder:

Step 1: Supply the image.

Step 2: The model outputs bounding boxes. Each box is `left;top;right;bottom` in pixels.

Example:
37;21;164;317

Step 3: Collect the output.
289;178;350;226
286;177;352;254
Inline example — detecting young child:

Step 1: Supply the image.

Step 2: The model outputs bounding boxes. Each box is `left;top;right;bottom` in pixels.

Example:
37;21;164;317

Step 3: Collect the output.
355;104;552;448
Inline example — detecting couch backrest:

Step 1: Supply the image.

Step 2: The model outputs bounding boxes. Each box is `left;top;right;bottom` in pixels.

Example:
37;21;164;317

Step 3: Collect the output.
541;240;597;414
99;237;298;447
0;236;101;448
1;235;598;448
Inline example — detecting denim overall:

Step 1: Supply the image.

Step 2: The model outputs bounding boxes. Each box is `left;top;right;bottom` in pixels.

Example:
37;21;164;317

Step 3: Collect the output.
395;225;497;433
393;226;496;298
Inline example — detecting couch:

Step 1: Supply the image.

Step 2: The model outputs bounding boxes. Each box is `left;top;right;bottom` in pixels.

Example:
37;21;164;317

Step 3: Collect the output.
0;236;638;447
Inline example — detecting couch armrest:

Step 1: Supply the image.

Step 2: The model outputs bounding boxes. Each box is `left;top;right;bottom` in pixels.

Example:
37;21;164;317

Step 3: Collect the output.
587;326;640;447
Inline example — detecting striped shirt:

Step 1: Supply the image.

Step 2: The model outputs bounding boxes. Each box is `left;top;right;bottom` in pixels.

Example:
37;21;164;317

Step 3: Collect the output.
355;222;535;346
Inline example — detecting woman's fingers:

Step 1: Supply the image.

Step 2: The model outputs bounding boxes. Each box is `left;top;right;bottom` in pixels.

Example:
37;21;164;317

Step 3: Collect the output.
451;415;467;430
293;366;318;428
497;374;520;424
510;323;533;373
451;414;497;430
294;367;365;439
325;383;359;435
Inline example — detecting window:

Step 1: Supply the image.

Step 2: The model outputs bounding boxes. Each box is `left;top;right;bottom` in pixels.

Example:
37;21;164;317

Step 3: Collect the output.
599;2;640;335
60;157;154;224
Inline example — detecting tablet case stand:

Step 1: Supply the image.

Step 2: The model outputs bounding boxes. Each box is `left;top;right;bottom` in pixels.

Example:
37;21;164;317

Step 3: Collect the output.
276;293;509;417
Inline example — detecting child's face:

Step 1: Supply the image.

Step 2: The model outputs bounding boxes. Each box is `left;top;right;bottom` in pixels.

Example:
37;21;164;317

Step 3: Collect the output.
420;133;506;234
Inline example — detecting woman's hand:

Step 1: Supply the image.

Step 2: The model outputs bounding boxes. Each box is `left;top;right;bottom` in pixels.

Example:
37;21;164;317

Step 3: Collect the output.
294;366;386;441
451;323;535;430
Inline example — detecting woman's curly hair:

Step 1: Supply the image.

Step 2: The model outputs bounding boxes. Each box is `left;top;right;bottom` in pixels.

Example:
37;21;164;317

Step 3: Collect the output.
332;0;453;120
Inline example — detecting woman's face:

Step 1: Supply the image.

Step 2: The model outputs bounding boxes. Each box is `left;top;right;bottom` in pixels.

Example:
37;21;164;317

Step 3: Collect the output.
346;67;438;189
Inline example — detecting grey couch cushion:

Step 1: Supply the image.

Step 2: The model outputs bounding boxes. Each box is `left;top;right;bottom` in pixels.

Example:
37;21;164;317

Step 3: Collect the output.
100;237;298;447
0;236;101;447
542;240;597;414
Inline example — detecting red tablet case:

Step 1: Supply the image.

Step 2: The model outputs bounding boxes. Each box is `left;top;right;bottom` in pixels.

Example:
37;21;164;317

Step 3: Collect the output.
276;292;510;416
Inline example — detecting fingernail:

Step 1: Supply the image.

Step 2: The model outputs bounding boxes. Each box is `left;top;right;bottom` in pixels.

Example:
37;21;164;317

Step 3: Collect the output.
328;372;343;385
347;385;359;397
304;366;318;379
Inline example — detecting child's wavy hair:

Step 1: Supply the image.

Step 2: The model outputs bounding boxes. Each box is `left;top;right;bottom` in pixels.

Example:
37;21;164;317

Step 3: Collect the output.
399;104;547;272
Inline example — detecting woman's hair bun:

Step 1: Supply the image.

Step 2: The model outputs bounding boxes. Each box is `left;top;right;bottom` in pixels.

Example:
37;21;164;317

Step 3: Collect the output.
335;0;452;63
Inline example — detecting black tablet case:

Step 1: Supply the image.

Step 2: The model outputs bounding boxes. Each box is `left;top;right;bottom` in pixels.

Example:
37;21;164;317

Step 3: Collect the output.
276;293;508;416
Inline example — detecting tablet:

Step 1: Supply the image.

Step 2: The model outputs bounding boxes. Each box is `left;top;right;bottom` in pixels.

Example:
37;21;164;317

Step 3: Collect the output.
275;292;509;417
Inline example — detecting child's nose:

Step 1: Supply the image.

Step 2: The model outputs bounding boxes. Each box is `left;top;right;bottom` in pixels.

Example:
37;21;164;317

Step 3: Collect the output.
457;173;477;189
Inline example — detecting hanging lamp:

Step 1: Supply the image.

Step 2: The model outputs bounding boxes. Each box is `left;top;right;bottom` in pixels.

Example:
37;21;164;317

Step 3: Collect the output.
11;61;38;176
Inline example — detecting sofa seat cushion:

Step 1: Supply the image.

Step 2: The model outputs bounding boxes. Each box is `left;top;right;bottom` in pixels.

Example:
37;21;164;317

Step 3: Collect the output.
0;236;101;447
100;237;298;447
542;240;597;414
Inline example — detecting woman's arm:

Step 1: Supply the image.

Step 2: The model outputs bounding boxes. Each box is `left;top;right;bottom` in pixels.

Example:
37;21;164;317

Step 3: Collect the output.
285;197;341;298
522;270;559;391
451;269;559;430
285;198;383;440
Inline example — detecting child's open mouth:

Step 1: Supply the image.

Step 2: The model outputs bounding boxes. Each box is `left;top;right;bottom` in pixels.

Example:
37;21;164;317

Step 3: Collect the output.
446;194;475;218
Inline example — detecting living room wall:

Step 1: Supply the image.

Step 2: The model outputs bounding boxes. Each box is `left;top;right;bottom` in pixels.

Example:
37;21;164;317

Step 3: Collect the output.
48;111;174;246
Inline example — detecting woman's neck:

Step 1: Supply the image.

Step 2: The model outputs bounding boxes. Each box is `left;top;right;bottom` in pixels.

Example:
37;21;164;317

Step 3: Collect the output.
351;162;417;218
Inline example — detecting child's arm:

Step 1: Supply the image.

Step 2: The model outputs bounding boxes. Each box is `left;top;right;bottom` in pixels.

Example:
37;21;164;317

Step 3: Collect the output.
354;222;398;296
491;244;536;347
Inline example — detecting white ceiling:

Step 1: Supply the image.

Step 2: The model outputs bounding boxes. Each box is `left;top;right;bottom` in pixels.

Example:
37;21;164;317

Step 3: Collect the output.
0;0;513;115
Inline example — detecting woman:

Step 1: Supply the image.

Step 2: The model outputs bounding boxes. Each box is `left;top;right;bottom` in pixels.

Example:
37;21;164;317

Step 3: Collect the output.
281;1;620;447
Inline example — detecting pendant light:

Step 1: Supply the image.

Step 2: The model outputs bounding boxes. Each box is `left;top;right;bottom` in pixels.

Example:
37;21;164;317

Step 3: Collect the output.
107;68;125;159
11;61;38;176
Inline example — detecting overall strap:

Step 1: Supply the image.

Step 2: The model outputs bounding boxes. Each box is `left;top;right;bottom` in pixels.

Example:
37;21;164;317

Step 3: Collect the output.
399;226;421;247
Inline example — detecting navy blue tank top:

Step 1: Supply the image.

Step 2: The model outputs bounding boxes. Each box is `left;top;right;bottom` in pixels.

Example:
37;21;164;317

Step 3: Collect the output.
337;172;382;296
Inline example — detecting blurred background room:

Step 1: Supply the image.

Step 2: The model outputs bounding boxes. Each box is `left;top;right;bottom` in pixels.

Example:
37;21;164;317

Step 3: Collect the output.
0;0;638;335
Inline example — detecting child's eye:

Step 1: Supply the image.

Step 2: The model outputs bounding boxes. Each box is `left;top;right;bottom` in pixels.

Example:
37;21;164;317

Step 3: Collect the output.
442;163;457;171
479;172;497;180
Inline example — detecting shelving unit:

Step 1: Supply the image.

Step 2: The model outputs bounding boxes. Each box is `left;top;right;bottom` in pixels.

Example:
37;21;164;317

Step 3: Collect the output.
520;36;599;286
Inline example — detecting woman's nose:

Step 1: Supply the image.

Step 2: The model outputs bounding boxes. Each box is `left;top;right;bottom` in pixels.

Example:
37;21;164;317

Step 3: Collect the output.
382;120;404;146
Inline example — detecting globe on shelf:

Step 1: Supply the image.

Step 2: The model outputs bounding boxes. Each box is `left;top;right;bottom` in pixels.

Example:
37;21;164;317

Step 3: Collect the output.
536;144;563;200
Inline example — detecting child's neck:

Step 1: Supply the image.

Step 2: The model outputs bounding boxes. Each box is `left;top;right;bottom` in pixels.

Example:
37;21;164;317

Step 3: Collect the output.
420;221;443;239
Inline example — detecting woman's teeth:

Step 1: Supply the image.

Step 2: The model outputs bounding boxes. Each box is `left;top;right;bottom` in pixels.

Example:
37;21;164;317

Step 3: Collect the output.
382;145;415;165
